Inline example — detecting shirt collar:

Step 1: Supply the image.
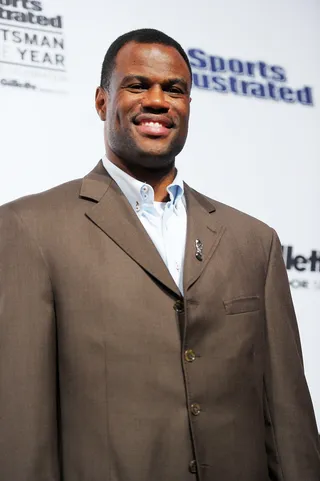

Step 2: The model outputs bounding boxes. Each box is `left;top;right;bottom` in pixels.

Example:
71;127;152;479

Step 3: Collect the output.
102;155;185;214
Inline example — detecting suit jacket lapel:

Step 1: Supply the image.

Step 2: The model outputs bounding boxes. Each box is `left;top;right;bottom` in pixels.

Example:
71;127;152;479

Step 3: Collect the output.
80;161;181;297
183;184;225;292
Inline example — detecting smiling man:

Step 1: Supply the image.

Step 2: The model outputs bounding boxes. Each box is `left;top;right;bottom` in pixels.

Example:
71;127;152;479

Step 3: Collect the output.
0;28;319;481
95;37;191;202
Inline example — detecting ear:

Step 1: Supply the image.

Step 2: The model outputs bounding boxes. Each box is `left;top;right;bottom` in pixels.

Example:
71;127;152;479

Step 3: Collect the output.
95;86;107;121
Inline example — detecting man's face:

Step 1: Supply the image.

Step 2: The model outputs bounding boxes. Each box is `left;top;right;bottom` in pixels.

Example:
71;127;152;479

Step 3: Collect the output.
96;42;191;169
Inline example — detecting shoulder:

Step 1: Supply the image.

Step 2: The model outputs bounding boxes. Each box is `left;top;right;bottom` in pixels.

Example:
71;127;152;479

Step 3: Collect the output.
0;178;86;248
0;178;83;220
189;187;277;258
192;187;272;232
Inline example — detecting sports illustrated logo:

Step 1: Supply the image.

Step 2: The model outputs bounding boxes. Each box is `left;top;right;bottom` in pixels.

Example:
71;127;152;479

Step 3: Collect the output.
188;48;314;107
0;0;66;94
282;245;320;290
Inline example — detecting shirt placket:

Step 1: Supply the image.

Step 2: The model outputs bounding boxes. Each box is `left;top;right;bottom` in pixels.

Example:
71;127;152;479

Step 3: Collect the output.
163;205;179;287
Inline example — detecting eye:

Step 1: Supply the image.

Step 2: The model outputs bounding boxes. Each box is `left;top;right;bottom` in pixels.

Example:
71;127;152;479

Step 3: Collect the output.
167;86;185;95
127;84;146;92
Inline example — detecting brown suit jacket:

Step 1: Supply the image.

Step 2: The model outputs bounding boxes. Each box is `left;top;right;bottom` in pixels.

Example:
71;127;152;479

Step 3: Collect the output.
0;161;319;481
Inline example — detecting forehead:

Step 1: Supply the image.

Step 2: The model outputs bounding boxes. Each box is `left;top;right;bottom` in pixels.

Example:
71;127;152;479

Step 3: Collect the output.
113;42;191;83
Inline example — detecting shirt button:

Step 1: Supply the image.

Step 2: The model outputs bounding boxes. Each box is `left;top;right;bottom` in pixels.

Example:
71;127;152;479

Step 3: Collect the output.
189;460;197;474
190;403;201;416
173;300;184;313
184;349;196;362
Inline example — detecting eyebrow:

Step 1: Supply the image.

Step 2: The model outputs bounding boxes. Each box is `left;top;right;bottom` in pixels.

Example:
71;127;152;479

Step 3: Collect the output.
121;75;190;92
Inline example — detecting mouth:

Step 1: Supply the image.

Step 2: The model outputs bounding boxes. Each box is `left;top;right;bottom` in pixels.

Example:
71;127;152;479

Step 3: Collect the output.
133;115;174;137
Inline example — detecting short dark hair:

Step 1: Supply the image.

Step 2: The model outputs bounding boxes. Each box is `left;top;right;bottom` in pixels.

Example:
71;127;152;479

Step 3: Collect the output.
100;28;192;91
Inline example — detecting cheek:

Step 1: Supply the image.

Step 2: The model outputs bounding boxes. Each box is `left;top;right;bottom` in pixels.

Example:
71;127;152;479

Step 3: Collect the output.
176;102;190;124
116;93;138;117
178;112;190;132
107;109;126;135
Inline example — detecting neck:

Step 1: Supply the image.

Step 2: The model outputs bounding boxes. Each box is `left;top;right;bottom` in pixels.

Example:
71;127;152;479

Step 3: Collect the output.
106;153;177;202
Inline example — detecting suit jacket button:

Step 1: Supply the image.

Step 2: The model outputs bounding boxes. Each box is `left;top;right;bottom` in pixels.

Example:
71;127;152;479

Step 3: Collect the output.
189;460;197;474
190;403;201;416
173;300;184;313
184;349;196;362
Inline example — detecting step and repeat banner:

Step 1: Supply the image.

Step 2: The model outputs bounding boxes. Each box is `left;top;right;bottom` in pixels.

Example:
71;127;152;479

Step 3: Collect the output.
0;0;319;424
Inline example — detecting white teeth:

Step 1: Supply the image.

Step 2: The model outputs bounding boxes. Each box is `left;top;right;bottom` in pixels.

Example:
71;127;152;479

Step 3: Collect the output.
142;121;162;127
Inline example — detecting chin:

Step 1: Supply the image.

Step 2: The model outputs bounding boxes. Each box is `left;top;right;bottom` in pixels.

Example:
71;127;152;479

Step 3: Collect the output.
134;142;170;158
133;149;175;168
138;139;183;159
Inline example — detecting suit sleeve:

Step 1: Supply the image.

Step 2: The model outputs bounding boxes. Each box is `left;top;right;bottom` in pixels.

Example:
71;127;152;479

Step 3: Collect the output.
0;206;60;480
263;229;320;480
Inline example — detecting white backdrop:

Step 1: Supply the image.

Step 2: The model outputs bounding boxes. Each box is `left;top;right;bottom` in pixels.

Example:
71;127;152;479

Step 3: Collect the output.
0;0;319;425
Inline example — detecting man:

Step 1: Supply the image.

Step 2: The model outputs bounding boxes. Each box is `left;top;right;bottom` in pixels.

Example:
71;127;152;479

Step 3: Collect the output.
0;28;319;481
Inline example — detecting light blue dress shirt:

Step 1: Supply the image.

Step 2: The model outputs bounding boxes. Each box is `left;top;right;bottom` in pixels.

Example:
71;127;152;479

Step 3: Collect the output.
102;156;187;295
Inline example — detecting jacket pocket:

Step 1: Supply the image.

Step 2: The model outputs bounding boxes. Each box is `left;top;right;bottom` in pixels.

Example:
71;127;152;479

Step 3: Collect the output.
223;295;261;315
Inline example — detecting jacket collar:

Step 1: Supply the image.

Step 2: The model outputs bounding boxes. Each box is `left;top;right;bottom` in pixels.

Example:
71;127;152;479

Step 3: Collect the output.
80;160;225;297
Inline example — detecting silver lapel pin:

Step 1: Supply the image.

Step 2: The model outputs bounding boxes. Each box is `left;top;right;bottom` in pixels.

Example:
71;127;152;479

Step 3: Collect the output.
195;239;203;261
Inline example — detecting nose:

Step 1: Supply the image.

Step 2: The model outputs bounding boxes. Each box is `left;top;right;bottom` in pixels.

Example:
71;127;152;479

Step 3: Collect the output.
141;84;170;111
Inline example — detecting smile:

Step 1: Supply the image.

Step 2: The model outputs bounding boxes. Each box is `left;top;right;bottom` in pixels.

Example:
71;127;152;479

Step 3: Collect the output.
134;120;172;137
